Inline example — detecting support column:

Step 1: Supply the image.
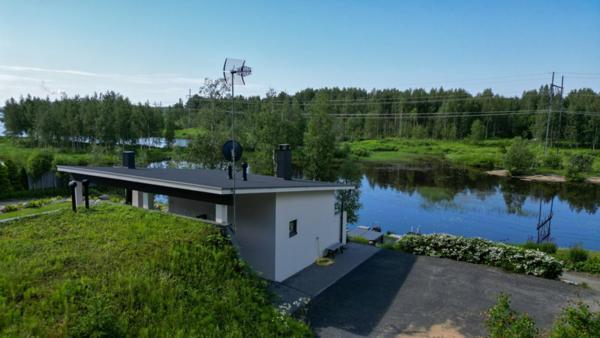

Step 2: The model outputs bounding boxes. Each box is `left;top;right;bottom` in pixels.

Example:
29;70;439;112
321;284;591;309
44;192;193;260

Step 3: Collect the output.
215;204;228;224
142;193;154;210
132;190;144;208
74;181;84;207
342;211;348;244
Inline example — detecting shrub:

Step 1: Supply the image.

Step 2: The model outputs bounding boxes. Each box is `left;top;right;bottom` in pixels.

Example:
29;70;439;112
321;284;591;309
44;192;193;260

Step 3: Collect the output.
568;244;589;263
396;233;563;278
469;119;485;142
3;159;25;191
570;257;600;275
550;303;600;338
522;240;557;254
0;162;11;194
542;152;563;169
2;204;20;213
351;147;372;157
566;154;594;182
486;293;537;338
504;138;536;176
27;151;55;180
486;296;600;338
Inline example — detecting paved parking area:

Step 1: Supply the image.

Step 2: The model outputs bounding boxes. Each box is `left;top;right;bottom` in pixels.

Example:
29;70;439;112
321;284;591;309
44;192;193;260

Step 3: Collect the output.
306;249;600;337
269;243;380;311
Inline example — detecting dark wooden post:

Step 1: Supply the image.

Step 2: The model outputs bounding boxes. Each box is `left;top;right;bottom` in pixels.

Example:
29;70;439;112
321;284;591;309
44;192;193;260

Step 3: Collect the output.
82;179;90;209
68;181;77;212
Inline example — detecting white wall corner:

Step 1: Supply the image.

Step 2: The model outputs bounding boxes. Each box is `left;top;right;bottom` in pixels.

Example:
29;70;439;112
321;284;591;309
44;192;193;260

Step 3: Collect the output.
74;180;84;207
215;204;228;224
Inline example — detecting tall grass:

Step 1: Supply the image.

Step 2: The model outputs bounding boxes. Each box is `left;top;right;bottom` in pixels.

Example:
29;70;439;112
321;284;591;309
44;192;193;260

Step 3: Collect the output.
0;203;310;336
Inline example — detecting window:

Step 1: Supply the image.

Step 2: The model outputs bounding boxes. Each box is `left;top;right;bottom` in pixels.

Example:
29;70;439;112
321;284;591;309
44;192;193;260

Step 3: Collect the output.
289;219;298;237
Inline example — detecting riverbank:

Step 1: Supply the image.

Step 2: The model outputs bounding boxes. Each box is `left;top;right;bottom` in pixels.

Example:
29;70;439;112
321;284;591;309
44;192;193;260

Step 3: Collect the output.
347;138;600;179
487;169;600;185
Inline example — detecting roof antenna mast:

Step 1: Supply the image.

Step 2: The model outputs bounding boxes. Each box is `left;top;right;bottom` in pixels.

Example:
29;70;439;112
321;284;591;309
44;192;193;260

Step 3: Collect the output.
223;58;252;232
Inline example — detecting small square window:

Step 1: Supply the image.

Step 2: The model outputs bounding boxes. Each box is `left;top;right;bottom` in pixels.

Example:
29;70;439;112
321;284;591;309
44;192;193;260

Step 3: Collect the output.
289;219;298;237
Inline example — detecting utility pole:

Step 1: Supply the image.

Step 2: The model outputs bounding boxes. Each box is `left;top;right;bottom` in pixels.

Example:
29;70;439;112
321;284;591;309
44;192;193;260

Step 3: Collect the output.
544;72;555;154
544;73;564;154
186;88;192;128
554;76;565;152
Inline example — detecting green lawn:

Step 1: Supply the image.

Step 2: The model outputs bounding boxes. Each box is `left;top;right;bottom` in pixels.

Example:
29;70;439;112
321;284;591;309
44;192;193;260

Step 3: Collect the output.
347;138;600;176
0;203;310;336
0;201;69;220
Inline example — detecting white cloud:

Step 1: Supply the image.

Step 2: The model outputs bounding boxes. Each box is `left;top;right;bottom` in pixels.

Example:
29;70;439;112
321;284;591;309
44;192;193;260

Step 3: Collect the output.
0;64;267;105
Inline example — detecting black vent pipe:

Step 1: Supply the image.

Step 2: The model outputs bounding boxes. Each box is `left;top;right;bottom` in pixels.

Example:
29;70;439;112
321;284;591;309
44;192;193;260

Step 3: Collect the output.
242;163;248;181
275;144;292;180
122;151;135;169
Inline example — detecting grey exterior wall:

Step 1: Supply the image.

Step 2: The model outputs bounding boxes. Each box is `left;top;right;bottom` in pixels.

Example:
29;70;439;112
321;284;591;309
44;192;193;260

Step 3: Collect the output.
168;196;215;219
235;194;276;280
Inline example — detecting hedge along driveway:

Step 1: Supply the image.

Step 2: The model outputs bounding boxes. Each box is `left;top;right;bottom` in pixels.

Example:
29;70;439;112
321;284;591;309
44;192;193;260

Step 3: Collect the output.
394;233;563;278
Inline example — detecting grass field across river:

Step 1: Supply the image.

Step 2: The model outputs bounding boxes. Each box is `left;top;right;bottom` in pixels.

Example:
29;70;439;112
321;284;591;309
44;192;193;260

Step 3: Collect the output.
347;138;600;177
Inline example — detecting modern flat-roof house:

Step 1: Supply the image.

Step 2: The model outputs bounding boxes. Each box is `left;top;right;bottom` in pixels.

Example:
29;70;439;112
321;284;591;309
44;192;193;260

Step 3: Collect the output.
57;146;353;282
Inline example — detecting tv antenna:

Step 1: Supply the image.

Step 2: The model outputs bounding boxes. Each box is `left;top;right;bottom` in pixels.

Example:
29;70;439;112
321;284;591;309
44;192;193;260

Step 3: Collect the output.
223;58;252;232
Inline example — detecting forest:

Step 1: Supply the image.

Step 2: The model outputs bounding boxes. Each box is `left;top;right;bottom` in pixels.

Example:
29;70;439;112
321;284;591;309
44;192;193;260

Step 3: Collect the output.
2;80;600;179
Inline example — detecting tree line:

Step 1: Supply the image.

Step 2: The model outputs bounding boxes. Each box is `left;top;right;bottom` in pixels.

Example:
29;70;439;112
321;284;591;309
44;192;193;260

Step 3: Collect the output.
2;82;600;175
1;92;175;148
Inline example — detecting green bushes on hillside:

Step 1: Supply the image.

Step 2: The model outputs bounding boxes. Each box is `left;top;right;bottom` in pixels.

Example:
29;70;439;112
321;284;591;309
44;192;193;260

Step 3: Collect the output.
26;151;54;180
0;204;311;336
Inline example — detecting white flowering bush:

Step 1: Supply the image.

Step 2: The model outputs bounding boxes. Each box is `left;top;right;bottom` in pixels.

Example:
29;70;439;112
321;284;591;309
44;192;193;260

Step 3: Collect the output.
396;234;563;279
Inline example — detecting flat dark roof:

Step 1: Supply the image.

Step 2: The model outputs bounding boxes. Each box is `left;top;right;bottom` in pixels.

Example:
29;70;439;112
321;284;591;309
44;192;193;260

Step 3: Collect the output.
57;166;353;195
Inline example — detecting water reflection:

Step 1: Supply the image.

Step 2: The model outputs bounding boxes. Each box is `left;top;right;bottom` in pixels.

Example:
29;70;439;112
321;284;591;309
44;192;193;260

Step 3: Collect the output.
355;161;600;250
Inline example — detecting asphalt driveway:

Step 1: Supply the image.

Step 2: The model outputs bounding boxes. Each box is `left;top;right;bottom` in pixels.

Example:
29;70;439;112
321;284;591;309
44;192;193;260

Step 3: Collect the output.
306;249;600;337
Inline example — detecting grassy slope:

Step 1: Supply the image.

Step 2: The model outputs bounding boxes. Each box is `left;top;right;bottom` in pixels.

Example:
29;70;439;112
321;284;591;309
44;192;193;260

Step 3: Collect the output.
348;138;600;175
0;203;310;336
0;201;69;220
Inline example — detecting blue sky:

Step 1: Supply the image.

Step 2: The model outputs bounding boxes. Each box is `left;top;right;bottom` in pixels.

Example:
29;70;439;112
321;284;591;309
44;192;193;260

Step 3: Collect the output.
1;0;599;104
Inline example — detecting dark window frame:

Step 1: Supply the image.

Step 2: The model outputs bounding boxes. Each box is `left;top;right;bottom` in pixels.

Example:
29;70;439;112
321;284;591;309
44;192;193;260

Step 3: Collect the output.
289;219;298;237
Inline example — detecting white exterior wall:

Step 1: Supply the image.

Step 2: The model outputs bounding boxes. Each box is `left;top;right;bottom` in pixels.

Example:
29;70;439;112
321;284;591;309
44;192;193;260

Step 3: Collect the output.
274;190;339;282
168;196;216;219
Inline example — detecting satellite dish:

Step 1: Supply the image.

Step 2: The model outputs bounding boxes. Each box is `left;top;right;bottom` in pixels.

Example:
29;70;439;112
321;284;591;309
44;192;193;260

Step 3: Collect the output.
222;140;243;162
223;58;252;85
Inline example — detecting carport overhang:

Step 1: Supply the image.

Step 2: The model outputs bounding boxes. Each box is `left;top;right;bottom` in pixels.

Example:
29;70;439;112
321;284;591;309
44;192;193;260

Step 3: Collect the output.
69;173;233;205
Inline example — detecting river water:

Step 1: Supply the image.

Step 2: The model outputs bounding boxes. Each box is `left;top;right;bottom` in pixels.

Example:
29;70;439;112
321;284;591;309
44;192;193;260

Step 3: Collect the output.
354;162;600;250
